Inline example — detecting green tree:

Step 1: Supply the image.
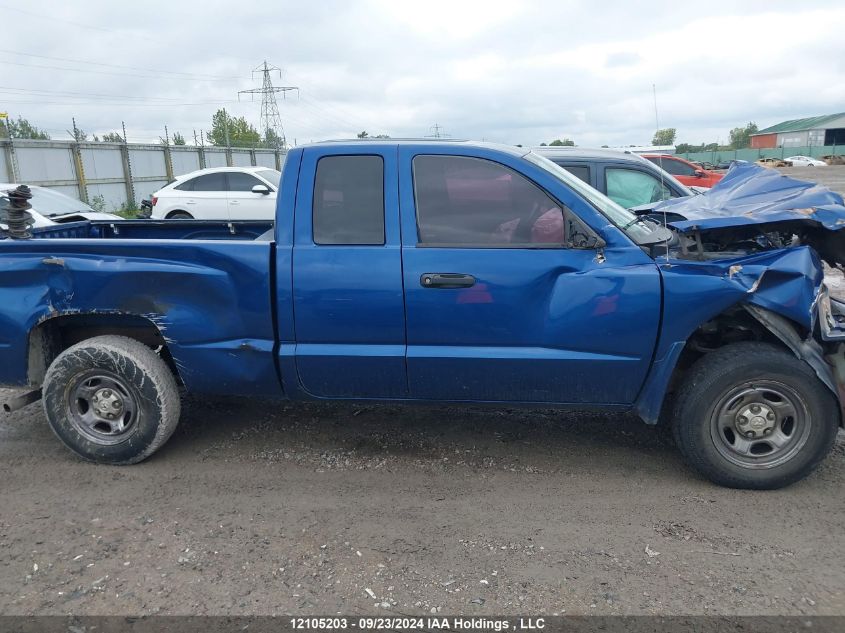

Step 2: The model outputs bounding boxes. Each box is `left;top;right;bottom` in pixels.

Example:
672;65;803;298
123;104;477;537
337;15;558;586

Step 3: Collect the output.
100;131;125;142
1;115;50;139
548;138;575;146
357;131;369;138
729;122;758;149
206;109;261;147
651;128;676;146
172;131;186;145
263;128;284;149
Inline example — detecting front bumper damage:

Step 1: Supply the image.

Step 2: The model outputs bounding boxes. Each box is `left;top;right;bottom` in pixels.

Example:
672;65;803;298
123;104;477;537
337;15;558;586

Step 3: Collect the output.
816;285;845;415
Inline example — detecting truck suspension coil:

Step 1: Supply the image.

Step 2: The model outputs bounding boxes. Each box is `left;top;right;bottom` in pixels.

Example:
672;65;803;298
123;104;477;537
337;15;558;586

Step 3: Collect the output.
0;185;35;239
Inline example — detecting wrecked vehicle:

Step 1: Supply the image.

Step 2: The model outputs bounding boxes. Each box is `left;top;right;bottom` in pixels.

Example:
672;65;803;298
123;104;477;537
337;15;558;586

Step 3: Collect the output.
1;141;843;490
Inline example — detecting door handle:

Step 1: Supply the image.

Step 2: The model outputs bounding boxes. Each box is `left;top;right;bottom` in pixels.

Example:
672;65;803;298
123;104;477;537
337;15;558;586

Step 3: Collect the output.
230;200;240;205
420;273;476;288
186;199;196;204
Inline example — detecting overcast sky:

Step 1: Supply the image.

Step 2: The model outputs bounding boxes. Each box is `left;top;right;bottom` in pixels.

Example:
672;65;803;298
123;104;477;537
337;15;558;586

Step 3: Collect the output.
1;0;843;147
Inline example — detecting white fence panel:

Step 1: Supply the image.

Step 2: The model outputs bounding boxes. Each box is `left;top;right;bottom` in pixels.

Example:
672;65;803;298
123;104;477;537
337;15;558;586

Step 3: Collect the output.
255;152;277;168
135;180;169;201
82;146;124;180
88;182;130;210
16;146;76;183
171;149;201;176
205;150;227;168
129;148;167;179
231;151;252;167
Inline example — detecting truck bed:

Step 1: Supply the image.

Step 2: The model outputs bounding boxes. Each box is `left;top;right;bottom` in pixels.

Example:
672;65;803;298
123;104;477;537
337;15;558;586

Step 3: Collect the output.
23;219;274;241
0;219;280;397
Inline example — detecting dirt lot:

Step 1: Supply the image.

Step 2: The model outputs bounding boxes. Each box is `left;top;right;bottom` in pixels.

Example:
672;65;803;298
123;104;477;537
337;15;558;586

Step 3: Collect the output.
1;389;843;616
776;165;845;195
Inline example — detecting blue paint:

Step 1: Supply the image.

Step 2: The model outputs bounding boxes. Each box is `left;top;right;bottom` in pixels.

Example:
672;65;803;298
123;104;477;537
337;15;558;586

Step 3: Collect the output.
656;161;845;232
1;141;841;426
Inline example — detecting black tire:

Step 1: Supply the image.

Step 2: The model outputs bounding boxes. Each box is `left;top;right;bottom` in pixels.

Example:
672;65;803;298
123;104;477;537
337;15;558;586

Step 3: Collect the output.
167;211;193;219
42;335;181;465
672;342;839;489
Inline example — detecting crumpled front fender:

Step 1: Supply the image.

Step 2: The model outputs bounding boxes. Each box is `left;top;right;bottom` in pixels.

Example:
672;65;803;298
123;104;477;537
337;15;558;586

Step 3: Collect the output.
635;245;835;424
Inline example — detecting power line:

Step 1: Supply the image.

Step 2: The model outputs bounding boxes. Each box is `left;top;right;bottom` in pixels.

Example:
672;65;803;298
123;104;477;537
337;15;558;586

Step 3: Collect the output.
286;75;373;130
238;61;298;149
0;57;237;82
0;85;192;101
0;3;113;32
297;95;370;132
0;99;239;107
0;48;239;80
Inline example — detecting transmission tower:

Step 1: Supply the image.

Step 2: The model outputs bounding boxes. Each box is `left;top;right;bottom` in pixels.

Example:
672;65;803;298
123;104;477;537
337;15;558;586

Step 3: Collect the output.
238;61;298;149
426;123;450;138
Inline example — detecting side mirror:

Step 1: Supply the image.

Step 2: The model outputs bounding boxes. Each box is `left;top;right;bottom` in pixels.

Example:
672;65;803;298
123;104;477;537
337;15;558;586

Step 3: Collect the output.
251;184;271;195
694;169;706;178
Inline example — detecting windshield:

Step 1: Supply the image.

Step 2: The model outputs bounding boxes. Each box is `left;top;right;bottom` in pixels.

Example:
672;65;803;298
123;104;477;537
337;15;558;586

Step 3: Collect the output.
27;187;94;217
256;169;282;187
523;152;657;242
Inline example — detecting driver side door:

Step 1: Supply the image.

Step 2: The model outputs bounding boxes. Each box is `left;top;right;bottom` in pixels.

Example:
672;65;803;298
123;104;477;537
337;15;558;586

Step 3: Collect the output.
398;149;662;405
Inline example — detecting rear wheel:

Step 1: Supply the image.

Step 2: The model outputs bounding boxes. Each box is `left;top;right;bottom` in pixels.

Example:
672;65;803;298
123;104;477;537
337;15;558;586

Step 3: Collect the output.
42;335;181;464
167;211;193;219
672;342;839;489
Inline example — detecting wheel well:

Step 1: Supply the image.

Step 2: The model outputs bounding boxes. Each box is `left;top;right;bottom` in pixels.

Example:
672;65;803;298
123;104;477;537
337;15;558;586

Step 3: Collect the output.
664;307;797;406
27;313;182;386
166;210;192;219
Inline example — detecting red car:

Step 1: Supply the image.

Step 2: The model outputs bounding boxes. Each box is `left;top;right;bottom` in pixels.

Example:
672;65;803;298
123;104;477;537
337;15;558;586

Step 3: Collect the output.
642;154;724;188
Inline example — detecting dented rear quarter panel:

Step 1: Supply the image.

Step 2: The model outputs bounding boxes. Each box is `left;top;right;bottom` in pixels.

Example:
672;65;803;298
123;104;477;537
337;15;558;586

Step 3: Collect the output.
0;238;280;397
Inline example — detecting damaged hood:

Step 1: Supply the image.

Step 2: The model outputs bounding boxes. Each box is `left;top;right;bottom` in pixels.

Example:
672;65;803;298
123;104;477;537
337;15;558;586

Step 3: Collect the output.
653;162;845;233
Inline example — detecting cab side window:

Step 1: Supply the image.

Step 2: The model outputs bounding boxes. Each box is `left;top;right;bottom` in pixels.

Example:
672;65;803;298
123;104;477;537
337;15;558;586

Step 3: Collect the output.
413;155;586;247
605;168;672;208
558;164;590;185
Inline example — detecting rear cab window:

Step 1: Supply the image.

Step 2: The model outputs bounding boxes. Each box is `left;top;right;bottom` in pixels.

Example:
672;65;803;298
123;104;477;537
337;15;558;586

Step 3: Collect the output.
312;155;385;245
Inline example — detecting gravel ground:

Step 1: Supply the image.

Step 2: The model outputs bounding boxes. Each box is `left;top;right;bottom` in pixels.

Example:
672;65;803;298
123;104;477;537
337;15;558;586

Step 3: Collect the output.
0;390;843;616
776;165;845;195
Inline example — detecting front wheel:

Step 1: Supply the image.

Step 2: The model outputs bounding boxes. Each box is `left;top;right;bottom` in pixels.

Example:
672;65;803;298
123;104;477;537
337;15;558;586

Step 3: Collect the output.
42;335;181;464
672;342;840;489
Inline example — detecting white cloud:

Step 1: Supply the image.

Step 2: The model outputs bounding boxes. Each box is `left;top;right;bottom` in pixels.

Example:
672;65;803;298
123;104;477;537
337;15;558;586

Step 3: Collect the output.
0;0;843;147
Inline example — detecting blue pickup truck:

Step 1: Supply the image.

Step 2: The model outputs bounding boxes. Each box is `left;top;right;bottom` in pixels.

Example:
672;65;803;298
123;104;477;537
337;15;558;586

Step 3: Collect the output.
1;140;844;489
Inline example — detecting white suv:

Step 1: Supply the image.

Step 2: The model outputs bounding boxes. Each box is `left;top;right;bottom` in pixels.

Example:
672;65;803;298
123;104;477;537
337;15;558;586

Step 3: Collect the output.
150;167;281;220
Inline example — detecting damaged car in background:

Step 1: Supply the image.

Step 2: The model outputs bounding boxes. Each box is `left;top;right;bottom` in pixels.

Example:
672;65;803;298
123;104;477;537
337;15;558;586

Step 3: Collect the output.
0;183;120;227
0;142;843;491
